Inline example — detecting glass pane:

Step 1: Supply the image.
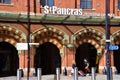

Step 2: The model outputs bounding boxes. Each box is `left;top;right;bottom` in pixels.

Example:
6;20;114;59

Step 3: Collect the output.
80;0;92;9
47;0;54;6
4;0;11;4
81;0;84;1
87;0;92;1
41;0;46;7
118;0;120;9
86;1;92;8
80;2;85;8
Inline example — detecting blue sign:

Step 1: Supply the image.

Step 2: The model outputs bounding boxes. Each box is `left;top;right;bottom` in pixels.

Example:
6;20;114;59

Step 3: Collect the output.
109;45;119;50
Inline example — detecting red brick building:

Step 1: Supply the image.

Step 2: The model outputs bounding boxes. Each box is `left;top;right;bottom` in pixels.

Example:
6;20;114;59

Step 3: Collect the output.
0;0;120;77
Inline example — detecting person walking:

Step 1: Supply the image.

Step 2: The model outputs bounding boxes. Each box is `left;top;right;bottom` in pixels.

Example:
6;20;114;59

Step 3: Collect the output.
83;58;90;75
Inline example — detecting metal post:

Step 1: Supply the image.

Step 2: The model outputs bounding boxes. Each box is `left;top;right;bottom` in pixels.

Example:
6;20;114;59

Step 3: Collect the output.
37;68;42;80
91;67;96;80
27;0;30;80
74;67;78;80
54;74;56;80
56;68;60;80
17;69;22;80
110;67;113;80
105;0;111;80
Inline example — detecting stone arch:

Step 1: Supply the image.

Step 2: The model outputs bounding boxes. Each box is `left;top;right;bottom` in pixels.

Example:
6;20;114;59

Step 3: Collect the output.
31;26;69;56
0;25;26;45
112;30;120;44
74;28;105;55
111;30;120;73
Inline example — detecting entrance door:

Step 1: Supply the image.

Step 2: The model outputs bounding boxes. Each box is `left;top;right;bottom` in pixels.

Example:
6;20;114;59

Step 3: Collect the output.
75;43;97;72
113;44;120;73
0;41;19;77
34;42;61;75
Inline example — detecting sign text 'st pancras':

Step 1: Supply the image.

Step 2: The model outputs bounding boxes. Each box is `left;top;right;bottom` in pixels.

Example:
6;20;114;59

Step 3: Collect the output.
44;6;82;15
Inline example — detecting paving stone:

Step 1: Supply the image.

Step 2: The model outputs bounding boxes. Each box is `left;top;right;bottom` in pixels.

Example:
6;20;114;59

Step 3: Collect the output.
0;74;120;80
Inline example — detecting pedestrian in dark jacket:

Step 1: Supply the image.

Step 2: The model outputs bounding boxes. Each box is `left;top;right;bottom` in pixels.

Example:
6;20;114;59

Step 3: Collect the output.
84;58;90;75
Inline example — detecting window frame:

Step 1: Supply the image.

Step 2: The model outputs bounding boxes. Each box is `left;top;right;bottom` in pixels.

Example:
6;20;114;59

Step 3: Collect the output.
41;0;54;7
118;0;120;10
80;0;92;9
0;0;11;4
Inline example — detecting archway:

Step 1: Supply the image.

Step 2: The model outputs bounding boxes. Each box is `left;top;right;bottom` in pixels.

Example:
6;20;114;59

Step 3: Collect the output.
34;42;61;75
113;44;120;73
0;41;19;77
75;43;97;73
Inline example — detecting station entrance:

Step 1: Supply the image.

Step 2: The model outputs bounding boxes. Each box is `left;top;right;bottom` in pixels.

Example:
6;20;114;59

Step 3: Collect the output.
75;43;97;73
113;44;120;74
0;41;19;77
34;42;61;75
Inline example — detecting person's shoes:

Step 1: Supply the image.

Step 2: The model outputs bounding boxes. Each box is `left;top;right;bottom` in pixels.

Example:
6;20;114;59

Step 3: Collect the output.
86;73;91;76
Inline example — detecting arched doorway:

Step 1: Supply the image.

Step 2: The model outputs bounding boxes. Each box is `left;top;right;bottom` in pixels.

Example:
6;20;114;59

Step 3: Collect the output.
0;41;19;77
34;42;61;75
113;44;120;73
75;43;97;73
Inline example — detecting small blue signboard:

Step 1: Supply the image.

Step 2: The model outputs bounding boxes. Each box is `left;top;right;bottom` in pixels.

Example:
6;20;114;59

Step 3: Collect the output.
109;45;119;50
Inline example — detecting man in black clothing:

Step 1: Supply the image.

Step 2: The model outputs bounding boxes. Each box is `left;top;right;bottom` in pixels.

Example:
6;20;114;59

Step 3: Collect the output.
83;58;90;75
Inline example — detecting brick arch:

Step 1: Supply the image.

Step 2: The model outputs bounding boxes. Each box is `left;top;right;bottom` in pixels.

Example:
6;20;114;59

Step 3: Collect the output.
0;26;26;45
112;30;120;44
74;28;104;54
31;27;69;53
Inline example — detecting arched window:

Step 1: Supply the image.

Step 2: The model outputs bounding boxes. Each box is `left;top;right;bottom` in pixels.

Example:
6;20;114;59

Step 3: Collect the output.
41;0;54;7
0;0;11;4
80;0;92;9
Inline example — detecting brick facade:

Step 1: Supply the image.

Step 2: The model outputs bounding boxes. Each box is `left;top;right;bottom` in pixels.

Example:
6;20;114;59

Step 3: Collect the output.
0;0;120;76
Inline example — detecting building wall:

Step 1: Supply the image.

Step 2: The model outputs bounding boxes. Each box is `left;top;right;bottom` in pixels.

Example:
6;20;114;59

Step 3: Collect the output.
0;0;120;75
0;0;119;15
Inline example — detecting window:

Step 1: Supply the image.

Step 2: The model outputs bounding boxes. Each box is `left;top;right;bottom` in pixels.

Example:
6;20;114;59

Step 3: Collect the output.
41;0;54;7
0;0;11;4
80;0;92;9
118;0;120;9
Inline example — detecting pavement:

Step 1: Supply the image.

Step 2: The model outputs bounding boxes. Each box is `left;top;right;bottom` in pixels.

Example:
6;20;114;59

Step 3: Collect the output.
0;74;120;80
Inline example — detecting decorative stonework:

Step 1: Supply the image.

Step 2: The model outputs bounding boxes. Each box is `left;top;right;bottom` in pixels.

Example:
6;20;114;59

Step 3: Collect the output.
112;30;120;45
74;28;105;55
0;25;26;46
31;26;69;55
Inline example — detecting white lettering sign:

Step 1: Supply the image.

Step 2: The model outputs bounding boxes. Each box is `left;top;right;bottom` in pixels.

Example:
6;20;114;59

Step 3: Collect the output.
44;6;82;16
43;6;114;17
16;43;39;50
